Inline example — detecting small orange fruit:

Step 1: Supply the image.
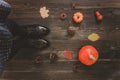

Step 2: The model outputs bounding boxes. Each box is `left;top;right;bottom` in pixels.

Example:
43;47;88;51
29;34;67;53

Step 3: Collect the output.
95;11;103;21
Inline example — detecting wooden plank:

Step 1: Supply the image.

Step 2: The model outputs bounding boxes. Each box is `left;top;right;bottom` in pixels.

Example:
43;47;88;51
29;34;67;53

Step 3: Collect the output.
4;60;120;71
6;0;120;8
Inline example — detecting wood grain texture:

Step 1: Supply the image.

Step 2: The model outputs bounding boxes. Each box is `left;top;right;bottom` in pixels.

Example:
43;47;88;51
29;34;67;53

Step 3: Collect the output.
1;0;120;80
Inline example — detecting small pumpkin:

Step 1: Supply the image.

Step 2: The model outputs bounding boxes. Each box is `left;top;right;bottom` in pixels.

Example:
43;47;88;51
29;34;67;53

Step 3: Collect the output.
73;12;84;23
78;45;99;66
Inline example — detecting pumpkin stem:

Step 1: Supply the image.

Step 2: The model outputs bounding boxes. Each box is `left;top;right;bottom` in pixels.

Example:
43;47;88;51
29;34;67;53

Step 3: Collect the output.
87;49;96;60
89;55;96;60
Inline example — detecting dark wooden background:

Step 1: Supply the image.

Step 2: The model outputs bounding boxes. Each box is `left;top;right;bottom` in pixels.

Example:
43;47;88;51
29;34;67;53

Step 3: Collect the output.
1;0;120;80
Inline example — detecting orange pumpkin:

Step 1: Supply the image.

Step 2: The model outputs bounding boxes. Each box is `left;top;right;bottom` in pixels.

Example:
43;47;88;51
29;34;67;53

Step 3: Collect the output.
78;45;99;66
73;12;84;23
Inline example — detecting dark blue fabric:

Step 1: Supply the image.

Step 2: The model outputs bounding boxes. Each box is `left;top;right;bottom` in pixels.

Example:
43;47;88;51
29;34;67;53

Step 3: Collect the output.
0;0;12;77
0;0;11;20
0;23;13;77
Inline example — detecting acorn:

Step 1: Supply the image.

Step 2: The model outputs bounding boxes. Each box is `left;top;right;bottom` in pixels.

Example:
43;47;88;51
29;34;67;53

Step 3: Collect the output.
34;56;43;64
49;53;57;63
67;26;76;37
